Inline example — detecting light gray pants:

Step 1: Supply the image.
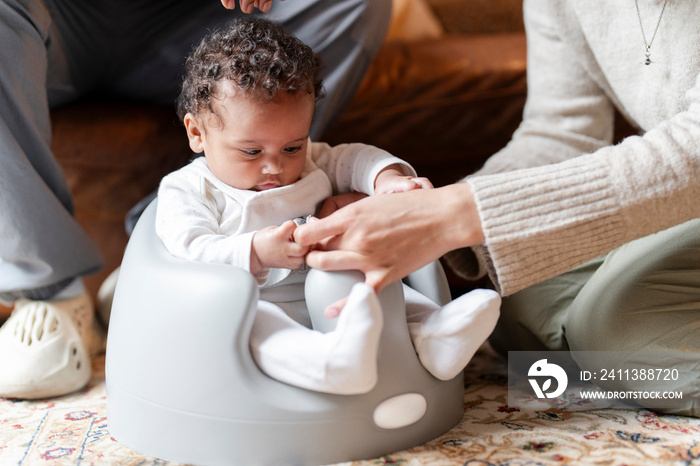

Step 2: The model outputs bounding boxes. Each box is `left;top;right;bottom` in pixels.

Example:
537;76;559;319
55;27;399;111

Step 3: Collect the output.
490;218;700;416
0;0;391;301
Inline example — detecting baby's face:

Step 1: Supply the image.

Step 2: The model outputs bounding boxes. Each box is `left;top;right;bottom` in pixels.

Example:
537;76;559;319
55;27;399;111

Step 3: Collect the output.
185;85;314;191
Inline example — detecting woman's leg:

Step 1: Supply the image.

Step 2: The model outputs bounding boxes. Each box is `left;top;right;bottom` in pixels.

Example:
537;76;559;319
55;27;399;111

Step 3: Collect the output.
564;219;700;416
491;219;700;416
488;256;605;355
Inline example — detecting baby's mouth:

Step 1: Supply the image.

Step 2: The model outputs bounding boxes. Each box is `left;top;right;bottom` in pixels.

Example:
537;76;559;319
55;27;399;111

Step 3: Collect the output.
255;180;280;191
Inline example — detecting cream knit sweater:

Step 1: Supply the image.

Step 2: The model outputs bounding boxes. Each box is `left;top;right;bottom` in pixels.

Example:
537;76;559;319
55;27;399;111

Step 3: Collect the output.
446;0;700;296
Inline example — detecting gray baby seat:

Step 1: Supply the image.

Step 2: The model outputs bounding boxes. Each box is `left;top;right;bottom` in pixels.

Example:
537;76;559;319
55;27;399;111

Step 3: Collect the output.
106;200;464;466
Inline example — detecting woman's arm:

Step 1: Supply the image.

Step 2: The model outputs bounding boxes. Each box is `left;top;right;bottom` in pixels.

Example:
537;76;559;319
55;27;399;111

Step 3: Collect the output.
295;183;483;292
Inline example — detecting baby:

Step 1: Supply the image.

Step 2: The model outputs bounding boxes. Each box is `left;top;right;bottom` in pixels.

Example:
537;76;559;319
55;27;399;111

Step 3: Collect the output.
156;18;500;394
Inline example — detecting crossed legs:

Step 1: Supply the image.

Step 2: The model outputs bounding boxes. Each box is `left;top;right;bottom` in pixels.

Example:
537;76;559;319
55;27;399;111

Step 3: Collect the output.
490;219;700;416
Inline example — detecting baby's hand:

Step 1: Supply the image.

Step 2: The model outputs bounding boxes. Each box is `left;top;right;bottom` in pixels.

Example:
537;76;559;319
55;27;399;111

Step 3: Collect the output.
374;167;433;195
251;220;310;273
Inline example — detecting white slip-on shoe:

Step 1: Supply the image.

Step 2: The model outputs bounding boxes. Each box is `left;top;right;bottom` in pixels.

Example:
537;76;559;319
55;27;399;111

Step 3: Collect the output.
0;291;101;399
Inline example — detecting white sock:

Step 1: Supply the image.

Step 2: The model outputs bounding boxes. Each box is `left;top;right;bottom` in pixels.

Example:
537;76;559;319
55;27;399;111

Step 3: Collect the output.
408;288;501;380
250;283;383;394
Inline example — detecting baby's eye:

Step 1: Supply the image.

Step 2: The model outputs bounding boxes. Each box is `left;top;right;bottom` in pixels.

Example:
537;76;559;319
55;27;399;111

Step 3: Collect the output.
283;146;302;155
240;149;261;158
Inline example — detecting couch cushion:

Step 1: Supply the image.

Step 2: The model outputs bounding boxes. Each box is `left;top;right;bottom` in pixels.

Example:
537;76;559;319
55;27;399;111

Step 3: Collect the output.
322;34;528;187
426;0;525;34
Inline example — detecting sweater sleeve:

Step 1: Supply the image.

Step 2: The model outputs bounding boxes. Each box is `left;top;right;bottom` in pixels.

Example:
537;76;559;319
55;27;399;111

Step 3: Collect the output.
448;0;700;295
309;141;416;195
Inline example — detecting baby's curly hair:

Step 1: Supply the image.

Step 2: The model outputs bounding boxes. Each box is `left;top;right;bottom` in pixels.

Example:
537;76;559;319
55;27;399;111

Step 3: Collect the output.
176;17;325;122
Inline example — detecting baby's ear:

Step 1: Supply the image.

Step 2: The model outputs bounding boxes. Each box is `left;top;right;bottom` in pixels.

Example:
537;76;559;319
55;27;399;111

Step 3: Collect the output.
183;113;205;153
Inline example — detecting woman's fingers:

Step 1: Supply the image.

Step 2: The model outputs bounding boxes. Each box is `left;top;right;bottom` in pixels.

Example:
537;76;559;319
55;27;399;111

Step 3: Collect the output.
222;0;274;13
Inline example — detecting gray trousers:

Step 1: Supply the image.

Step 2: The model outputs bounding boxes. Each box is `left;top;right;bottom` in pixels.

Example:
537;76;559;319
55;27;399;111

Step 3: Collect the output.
0;0;391;301
490;218;700;416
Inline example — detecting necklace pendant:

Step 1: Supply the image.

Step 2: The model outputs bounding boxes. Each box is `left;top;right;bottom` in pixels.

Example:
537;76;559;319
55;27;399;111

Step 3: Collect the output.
635;0;668;66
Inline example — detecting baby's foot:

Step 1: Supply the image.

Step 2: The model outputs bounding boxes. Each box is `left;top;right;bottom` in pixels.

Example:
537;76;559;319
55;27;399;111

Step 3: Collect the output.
409;289;501;380
323;283;383;394
251;283;383;395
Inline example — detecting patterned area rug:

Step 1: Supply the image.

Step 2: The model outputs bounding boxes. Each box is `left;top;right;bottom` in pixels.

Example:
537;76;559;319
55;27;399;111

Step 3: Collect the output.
1;347;699;466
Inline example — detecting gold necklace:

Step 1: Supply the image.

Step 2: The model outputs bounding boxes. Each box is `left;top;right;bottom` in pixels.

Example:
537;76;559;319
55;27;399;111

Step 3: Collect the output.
634;0;669;65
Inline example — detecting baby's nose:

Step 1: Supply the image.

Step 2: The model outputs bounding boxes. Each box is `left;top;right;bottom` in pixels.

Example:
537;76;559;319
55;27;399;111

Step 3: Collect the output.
262;156;282;174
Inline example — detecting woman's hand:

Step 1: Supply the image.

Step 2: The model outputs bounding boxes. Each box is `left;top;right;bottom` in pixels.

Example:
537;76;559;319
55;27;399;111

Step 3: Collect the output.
220;0;282;13
294;183;484;293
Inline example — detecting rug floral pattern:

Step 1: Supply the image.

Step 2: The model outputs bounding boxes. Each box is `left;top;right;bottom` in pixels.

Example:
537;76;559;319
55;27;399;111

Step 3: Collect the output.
1;347;698;466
